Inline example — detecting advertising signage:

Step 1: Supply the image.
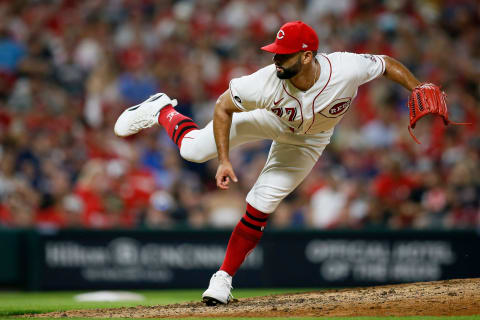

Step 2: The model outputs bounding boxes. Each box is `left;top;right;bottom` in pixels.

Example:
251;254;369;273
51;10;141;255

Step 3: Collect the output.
26;229;480;290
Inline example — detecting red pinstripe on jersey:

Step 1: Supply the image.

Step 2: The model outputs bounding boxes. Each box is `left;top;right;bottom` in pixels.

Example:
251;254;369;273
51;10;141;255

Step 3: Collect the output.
305;54;332;134
282;82;304;129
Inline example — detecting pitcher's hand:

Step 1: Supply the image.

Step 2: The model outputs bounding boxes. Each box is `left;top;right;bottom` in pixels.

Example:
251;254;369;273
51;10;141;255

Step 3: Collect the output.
216;161;238;190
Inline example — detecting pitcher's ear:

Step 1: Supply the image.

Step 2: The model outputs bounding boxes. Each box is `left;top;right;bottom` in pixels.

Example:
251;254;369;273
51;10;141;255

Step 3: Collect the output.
302;51;314;64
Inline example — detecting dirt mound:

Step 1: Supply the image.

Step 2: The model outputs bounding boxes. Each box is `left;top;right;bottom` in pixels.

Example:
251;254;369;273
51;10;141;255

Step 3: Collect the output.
28;278;480;318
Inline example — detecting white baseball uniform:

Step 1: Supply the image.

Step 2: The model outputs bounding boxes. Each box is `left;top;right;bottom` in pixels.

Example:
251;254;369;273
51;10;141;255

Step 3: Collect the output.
180;52;386;213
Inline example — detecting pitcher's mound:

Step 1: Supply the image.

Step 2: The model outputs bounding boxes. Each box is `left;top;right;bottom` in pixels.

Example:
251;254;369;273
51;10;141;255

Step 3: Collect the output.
28;278;480;318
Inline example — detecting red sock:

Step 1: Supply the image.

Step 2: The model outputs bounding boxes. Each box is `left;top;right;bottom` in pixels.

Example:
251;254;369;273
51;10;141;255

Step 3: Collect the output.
220;203;269;276
158;105;198;148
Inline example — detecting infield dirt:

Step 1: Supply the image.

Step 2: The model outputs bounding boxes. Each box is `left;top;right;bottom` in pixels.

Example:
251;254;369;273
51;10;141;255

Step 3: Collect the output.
27;278;480;318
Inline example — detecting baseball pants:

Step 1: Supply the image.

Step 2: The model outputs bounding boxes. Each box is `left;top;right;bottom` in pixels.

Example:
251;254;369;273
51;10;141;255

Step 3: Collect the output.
180;109;332;213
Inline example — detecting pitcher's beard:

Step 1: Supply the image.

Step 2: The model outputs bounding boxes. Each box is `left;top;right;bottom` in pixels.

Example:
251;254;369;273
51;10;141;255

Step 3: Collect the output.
276;57;302;79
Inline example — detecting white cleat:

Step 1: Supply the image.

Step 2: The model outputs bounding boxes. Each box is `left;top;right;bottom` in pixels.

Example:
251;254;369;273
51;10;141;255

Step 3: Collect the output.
202;270;233;306
114;93;178;137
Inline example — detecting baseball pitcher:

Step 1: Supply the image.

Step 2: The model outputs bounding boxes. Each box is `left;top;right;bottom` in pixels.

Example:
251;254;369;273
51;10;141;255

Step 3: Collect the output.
114;21;454;305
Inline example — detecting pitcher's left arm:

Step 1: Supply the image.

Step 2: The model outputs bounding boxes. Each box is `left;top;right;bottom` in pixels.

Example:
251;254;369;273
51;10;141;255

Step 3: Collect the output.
382;56;421;91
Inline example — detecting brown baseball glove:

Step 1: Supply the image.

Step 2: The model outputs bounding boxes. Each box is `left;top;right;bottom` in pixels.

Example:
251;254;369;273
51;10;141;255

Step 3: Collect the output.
408;83;468;144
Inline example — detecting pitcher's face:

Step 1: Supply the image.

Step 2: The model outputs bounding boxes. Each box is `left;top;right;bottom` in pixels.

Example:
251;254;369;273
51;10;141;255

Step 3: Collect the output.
273;52;303;79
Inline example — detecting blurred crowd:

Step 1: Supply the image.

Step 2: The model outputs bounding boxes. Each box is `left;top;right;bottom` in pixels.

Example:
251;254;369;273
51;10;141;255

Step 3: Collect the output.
0;0;479;230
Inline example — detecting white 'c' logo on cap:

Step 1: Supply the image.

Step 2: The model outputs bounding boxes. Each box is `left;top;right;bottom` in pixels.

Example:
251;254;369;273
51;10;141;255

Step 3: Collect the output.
276;30;285;40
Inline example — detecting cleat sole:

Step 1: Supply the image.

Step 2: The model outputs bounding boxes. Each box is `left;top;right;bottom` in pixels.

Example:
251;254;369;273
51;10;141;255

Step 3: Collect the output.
202;296;225;306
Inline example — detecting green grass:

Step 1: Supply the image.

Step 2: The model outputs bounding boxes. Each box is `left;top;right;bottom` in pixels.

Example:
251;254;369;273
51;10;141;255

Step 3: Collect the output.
0;290;479;320
0;288;311;317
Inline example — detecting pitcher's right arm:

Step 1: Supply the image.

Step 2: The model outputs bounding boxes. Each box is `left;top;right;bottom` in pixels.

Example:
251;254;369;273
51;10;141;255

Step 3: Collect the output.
213;89;242;189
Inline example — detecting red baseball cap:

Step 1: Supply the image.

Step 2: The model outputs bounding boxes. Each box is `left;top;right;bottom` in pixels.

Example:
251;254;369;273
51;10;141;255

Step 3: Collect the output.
261;21;319;54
